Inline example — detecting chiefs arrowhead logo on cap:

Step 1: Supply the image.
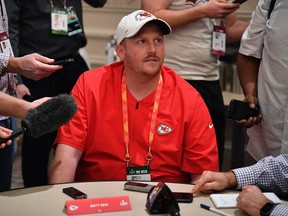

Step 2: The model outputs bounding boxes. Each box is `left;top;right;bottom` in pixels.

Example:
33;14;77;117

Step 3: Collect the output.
135;11;153;21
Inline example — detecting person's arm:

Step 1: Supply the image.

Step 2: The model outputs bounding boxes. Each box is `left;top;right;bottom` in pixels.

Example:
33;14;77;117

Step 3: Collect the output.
141;0;240;29
238;186;288;216
237;185;272;216
236;0;268;104
3;53;62;80
193;155;288;196
0;92;31;118
191;171;237;194
225;12;249;43
235;53;262;127
5;0;61;80
233;155;288;196
49;144;82;184
237;53;260;101
271;204;288;216
0;92;51;118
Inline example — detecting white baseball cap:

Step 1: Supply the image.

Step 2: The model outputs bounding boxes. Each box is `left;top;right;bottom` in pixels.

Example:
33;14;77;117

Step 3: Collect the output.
116;10;171;45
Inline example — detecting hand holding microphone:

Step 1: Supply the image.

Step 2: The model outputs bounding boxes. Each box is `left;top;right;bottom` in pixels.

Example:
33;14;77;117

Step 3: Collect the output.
0;94;78;144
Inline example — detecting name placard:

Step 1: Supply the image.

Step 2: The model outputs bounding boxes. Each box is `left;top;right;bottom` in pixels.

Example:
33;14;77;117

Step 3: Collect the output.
66;196;131;215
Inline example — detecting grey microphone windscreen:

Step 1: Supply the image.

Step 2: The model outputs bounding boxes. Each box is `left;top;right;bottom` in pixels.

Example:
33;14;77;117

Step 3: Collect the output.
21;94;78;138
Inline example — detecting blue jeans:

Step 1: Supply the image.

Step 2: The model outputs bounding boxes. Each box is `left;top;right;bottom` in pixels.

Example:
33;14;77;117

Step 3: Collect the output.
0;117;17;192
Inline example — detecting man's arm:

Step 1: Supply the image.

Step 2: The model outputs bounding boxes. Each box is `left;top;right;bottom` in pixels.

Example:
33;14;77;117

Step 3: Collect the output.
0;92;51;118
141;0;240;29
235;53;262;127
237;53;260;100
237;186;273;216
191;171;237;194
0;92;30;118
225;12;249;43
49;144;82;184
234;155;288;196
3;54;62;80
4;0;61;80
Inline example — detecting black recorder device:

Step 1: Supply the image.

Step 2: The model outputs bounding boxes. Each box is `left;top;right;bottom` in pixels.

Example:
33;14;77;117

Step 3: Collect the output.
63;187;87;199
226;99;260;120
124;181;193;203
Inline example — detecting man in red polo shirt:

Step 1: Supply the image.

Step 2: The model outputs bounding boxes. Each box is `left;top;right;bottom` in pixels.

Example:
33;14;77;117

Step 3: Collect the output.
49;10;219;184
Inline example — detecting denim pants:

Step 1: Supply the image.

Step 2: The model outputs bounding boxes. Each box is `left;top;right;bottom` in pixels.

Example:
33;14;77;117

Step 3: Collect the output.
0;117;17;192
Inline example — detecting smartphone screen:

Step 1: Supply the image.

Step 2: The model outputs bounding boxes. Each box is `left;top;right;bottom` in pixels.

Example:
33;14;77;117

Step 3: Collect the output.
172;192;193;203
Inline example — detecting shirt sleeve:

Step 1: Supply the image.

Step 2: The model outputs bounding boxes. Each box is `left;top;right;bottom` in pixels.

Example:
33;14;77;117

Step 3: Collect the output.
54;74;88;151
0;53;10;75
239;0;271;59
233;154;288;196
182;93;219;174
270;204;288;216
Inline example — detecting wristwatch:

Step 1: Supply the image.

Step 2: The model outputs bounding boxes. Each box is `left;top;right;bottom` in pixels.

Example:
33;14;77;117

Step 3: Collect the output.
260;202;276;216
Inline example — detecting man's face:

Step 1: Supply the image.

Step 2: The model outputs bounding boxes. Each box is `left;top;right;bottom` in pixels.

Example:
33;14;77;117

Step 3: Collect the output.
117;23;165;78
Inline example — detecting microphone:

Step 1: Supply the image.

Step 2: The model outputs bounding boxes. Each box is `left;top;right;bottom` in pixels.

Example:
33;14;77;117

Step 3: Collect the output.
0;94;77;143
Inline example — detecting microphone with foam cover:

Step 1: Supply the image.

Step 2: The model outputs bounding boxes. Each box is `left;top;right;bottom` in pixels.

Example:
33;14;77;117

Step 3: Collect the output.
0;94;77;143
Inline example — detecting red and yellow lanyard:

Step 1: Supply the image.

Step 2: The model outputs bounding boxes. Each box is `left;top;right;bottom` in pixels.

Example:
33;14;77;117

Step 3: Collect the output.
121;71;163;167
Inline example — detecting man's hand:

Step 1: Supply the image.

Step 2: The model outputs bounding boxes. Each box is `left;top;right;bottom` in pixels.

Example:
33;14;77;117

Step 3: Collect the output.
201;0;240;19
16;84;31;99
191;171;237;194
237;185;270;216
6;53;62;80
30;97;51;109
236;95;262;128
142;0;240;29
0;126;20;149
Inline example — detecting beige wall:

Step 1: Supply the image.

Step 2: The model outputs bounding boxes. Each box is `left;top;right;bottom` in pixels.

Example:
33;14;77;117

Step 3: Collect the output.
83;0;259;68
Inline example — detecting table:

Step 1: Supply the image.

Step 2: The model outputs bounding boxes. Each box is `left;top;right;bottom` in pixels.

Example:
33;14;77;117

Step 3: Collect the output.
0;181;254;216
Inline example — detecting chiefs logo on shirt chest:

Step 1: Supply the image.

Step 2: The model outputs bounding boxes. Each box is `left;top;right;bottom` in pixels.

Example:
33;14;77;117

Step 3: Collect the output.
157;124;173;135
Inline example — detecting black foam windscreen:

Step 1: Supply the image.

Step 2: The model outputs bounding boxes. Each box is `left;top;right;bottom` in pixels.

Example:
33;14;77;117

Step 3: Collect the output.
22;94;78;137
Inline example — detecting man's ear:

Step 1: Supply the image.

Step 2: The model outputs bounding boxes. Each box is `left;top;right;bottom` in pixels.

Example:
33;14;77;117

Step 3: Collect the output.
115;44;125;61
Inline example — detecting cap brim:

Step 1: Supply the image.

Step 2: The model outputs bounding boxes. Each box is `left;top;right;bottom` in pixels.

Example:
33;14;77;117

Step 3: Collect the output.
150;19;171;36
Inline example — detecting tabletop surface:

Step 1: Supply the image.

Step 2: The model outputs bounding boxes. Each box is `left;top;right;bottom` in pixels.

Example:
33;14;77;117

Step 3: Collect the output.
0;181;284;216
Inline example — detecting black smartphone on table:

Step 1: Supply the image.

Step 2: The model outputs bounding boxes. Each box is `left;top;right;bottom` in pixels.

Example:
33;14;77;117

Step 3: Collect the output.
226;99;260;120
172;192;193;203
124;181;154;193
63;187;87;199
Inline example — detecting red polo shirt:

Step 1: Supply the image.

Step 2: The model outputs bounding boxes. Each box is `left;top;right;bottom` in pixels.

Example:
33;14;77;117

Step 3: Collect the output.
55;62;219;183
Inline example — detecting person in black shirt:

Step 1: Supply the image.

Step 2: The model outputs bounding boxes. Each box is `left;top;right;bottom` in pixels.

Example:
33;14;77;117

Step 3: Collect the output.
5;0;107;187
